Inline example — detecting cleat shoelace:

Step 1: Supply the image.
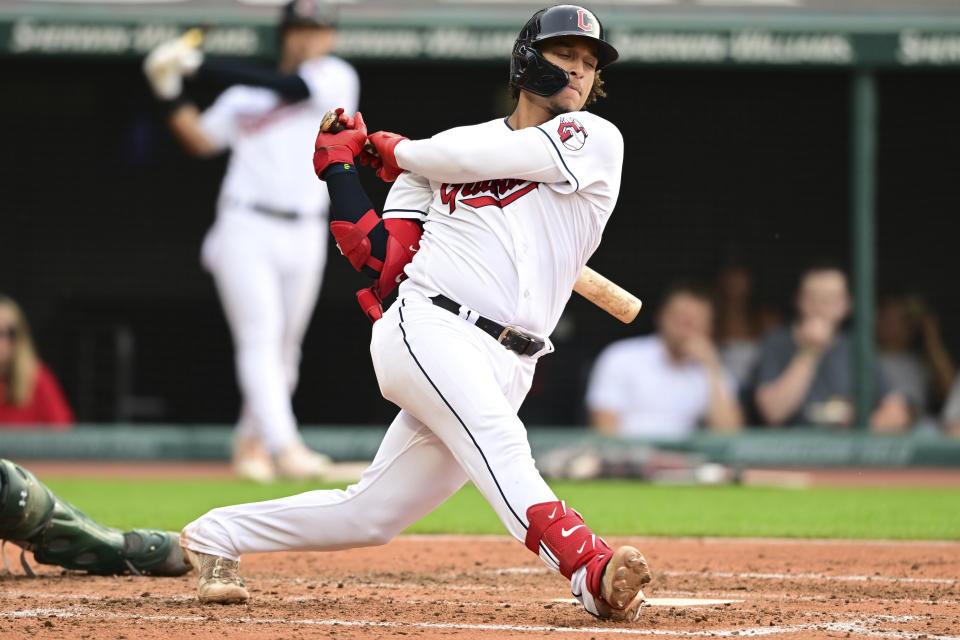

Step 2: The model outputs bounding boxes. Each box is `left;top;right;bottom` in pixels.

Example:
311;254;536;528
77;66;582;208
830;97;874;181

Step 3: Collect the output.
206;557;241;585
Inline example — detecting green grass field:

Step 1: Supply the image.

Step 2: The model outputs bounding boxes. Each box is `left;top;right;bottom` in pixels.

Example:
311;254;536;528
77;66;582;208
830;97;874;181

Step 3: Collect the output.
41;477;960;541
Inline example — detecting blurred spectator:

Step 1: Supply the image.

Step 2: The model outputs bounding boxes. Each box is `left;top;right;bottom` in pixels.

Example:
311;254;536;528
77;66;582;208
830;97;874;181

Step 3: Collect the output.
754;265;909;432
876;295;956;416
942;377;960;437
0;295;73;427
714;263;782;390
586;284;742;439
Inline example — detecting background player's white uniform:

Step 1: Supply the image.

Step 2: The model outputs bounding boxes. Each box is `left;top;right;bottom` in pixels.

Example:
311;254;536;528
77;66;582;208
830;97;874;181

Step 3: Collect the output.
183;110;622;613
198;56;358;458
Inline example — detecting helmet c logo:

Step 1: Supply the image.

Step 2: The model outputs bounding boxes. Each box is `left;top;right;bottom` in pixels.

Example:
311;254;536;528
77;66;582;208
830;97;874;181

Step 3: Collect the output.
577;9;593;32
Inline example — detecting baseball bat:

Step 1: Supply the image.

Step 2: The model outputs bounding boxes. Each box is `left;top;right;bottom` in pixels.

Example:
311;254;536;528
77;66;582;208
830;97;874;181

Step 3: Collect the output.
574;266;642;323
319;111;643;323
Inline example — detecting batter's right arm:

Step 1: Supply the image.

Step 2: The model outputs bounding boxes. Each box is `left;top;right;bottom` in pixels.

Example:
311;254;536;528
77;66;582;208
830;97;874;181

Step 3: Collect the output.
390;128;566;185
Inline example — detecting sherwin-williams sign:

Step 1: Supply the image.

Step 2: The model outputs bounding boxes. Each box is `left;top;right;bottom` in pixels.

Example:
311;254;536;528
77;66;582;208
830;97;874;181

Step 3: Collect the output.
3;6;960;67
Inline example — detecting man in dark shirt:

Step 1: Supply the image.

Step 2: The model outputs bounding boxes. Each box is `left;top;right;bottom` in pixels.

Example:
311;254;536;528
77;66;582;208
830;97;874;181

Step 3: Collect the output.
754;265;910;431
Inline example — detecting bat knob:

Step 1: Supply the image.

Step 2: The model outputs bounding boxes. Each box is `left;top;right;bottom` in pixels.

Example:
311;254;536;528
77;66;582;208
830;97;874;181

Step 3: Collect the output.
320;109;346;133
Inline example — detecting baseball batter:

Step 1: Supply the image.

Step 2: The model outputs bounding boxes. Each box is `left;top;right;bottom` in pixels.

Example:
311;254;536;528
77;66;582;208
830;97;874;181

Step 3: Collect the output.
181;5;651;621
143;1;359;481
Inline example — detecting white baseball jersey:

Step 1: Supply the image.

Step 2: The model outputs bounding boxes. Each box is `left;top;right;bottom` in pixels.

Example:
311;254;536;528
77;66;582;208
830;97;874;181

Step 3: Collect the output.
199;56;359;217
382;111;623;341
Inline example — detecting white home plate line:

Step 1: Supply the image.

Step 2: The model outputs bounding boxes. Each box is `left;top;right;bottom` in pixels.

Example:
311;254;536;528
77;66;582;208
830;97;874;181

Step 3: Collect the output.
551;598;744;607
662;570;957;585
225;578;519;591
484;566;957;585
1;606;955;639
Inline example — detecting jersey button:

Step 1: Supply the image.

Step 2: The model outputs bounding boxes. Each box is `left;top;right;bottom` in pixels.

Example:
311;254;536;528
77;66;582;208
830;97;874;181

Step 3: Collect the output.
523;290;530;298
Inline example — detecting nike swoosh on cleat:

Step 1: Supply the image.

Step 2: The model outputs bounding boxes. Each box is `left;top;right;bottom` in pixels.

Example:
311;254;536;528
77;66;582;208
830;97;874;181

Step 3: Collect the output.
577;540;587;553
561;525;585;537
547;506;558;519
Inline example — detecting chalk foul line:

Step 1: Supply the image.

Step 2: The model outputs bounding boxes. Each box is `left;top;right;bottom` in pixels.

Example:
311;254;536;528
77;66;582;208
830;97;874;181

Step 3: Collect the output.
2;606;958;639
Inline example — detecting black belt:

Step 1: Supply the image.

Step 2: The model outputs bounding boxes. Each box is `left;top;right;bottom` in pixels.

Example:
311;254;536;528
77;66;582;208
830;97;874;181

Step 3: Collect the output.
429;295;545;356
250;203;300;221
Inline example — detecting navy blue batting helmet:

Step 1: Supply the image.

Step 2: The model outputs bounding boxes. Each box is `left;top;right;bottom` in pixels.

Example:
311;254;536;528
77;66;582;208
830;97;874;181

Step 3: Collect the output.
509;5;619;98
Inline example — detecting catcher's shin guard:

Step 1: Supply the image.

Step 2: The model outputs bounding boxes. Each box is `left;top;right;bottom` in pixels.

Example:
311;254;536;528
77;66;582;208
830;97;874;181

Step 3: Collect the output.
0;458;190;576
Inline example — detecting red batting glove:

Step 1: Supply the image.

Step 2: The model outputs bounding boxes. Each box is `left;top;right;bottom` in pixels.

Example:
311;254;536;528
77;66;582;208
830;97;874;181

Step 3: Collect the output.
313;109;369;179
357;148;382;170
366;131;408;183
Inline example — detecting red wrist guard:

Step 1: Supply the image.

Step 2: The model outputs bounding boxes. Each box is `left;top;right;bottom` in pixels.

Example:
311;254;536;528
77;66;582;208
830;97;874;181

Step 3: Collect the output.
330;210;383;272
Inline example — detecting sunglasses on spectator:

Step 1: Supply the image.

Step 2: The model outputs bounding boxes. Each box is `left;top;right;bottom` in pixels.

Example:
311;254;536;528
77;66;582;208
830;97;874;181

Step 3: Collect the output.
0;326;17;341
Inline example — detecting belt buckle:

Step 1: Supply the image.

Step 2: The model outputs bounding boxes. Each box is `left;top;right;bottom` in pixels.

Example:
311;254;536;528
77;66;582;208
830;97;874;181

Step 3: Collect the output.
498;327;528;352
498;326;517;343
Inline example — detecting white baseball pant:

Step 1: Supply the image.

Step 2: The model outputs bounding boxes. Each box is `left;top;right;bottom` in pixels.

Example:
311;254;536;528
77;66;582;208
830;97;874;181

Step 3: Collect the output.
182;292;562;571
201;208;325;454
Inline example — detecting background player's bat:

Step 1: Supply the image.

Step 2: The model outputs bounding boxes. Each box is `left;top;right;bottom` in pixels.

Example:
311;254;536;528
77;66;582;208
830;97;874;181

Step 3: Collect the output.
179;27;206;49
319;111;643;323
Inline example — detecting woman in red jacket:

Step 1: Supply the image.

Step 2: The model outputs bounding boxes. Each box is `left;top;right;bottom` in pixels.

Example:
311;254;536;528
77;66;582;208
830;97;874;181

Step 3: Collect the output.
0;295;73;427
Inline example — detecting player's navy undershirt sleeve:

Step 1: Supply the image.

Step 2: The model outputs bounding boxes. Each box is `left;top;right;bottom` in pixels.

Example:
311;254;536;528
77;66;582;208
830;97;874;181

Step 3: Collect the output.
322;164;388;278
197;61;311;101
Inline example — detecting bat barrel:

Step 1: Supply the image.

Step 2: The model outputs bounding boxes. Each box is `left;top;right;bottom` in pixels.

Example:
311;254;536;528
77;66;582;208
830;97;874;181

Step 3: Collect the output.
573;266;642;323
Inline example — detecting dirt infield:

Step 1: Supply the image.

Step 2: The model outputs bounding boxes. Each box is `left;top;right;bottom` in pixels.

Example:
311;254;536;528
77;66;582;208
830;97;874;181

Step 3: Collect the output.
2;536;958;639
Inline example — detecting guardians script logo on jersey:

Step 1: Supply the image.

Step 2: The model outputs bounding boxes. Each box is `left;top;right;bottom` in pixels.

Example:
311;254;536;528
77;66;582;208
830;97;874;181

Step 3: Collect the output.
557;117;588;151
439;179;539;213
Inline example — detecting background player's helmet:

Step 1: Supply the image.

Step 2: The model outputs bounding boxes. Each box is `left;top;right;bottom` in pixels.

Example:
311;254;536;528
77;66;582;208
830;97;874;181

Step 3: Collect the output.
509;5;619;98
280;0;337;30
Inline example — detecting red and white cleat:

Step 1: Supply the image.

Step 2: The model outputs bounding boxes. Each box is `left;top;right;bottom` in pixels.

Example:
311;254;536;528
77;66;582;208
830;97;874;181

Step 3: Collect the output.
592;546;651;621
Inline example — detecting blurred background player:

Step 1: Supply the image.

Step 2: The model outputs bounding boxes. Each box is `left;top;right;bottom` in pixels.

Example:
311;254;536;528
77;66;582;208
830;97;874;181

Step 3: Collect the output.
586;283;743;439
0;294;73;428
142;0;359;481
754;264;911;431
